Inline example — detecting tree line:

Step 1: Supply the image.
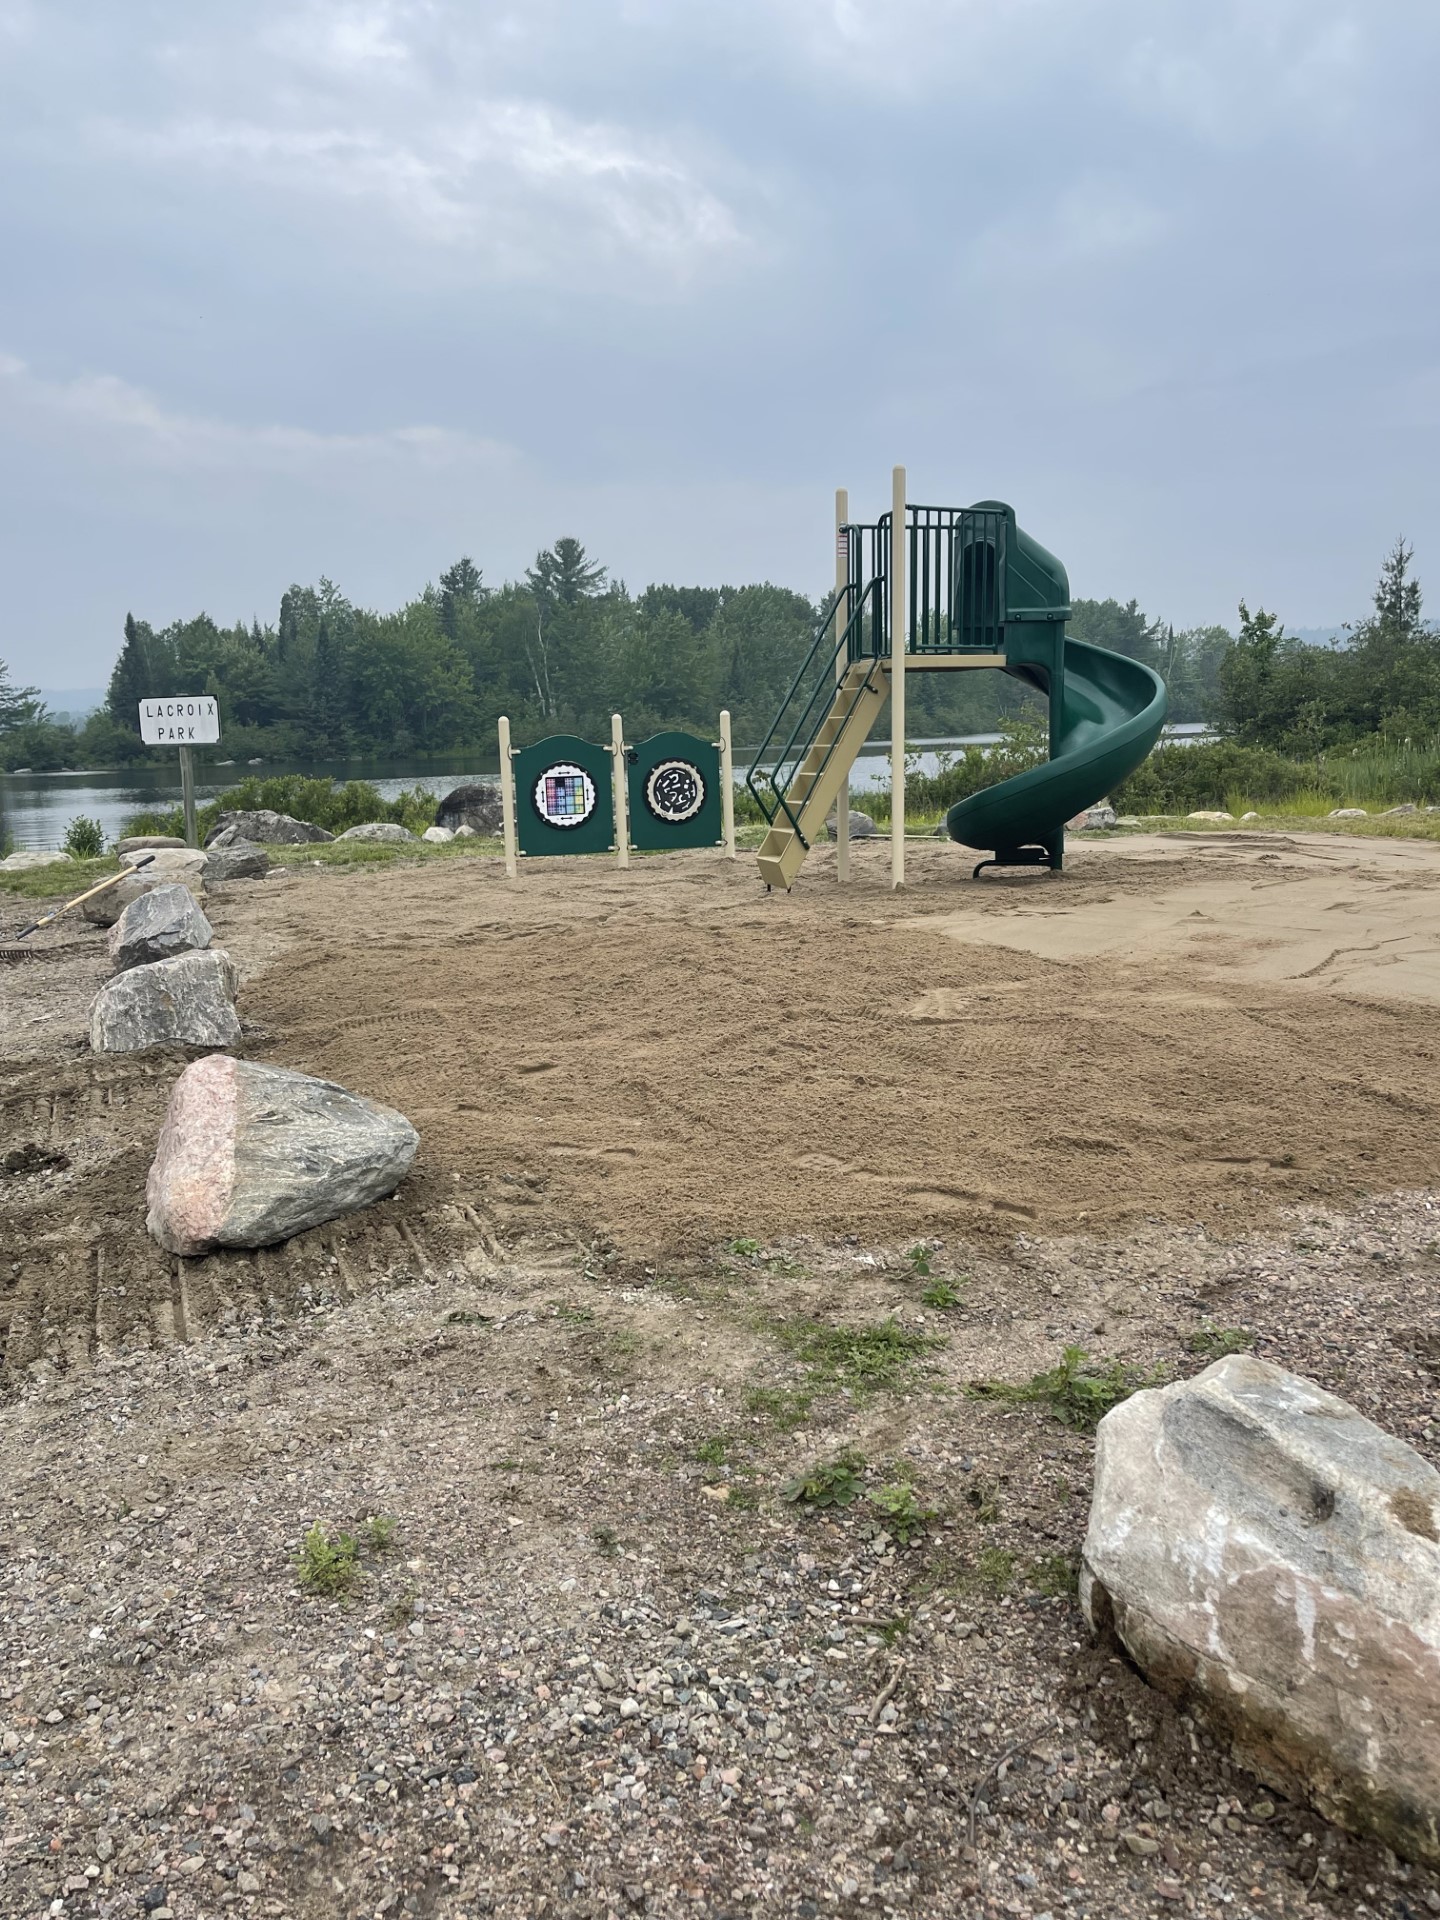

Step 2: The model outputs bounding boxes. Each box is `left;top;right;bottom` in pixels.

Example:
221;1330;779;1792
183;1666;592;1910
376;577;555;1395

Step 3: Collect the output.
0;534;1429;773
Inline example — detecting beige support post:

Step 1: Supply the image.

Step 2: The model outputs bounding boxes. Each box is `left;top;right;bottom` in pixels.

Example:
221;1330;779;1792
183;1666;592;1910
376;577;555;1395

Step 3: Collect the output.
718;709;736;858
834;486;850;883
498;715;518;879
611;712;630;868
890;464;907;889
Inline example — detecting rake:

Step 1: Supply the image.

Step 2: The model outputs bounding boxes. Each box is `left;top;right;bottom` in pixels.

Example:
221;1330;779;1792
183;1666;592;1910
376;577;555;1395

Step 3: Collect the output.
0;853;156;963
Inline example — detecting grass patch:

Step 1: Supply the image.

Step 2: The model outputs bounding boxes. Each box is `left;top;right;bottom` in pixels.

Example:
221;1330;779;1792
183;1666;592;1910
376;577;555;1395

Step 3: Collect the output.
1027;1552;1079;1598
868;1482;937;1545
968;1344;1164;1432
744;1385;814;1432
0;855;111;899
960;1546;1017;1596
693;1434;731;1469
781;1450;867;1511
1186;1324;1255;1360
962;1476;1003;1523
771;1316;944;1397
360;1514;399;1553
921;1277;964;1310
296;1523;361;1597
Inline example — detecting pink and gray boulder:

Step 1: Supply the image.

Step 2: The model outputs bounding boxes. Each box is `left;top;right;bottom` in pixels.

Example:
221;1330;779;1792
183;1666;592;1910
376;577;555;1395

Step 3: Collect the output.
146;1056;419;1255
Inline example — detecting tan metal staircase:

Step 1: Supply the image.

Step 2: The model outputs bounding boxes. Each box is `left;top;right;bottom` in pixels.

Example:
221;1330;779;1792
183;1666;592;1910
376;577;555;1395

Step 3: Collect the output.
755;659;889;890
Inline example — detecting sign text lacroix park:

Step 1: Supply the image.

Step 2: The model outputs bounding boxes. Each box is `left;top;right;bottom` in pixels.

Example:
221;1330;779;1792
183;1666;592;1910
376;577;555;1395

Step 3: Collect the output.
138;697;221;745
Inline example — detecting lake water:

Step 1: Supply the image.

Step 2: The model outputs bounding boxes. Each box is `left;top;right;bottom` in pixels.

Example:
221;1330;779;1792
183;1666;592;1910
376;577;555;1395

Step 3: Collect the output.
0;725;1212;850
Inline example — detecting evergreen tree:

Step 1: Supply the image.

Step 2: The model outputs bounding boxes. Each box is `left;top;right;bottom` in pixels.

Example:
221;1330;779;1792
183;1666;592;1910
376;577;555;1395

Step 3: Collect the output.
526;537;607;607
0;657;41;730
439;557;485;638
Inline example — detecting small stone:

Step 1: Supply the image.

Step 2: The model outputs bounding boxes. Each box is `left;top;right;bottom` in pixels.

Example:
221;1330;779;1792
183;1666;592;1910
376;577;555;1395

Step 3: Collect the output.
1328;808;1368;819
421;825;454;843
141;1888;168;1913
237;1871;261;1894
1249;1798;1276;1821
1122;1832;1160;1857
619;1697;641;1718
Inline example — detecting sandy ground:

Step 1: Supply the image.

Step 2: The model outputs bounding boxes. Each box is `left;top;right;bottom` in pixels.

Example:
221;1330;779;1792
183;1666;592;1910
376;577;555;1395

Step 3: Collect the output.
4;830;1440;1920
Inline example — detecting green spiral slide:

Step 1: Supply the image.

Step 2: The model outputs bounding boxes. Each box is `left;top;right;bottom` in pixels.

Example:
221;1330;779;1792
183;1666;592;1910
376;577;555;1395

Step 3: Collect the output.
945;638;1168;871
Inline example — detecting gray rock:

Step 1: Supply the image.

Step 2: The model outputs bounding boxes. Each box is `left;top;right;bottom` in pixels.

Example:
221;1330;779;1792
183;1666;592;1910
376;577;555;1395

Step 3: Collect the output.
0;850;71;871
121;847;207;878
82;868;206;928
89;950;240;1053
452;824;478;838
107;885;213;972
146;1057;419;1254
1067;804;1117;831
1382;804;1417;816
435;783;504;836
203;841;270;883
1328;807;1368;819
824;810;878;841
205;810;333;847
335;821;416;843
114;835;188;855
1082;1353;1440;1866
1186;810;1235;823
421;825;454;843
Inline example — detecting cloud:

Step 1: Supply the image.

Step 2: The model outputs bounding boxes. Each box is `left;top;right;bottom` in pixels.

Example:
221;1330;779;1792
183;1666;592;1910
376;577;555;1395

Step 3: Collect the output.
0;351;519;477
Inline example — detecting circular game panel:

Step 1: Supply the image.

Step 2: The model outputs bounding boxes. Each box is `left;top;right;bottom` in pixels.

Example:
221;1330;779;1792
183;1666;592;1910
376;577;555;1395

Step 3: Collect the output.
644;758;706;825
533;762;597;829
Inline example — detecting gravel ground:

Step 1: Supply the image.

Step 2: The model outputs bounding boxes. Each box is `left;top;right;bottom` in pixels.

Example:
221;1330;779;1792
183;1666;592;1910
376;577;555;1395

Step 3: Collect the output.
4;1195;1440;1920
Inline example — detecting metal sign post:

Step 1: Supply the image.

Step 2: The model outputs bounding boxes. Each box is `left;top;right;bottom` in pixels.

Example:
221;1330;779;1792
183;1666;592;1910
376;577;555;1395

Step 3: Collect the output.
138;696;220;848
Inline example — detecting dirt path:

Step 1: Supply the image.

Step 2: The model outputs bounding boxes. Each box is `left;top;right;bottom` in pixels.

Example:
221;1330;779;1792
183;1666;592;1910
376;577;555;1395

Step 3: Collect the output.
4;833;1440;1920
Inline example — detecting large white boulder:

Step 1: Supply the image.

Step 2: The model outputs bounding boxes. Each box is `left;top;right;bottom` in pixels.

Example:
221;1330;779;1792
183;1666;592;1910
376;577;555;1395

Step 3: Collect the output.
107;883;213;971
336;821;416;843
89;950;240;1053
146;1057;419;1254
1082;1354;1440;1864
0;850;71;871
120;847;207;875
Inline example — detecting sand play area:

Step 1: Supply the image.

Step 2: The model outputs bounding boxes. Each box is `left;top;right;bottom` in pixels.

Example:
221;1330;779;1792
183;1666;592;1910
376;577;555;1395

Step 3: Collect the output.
4;828;1440;1920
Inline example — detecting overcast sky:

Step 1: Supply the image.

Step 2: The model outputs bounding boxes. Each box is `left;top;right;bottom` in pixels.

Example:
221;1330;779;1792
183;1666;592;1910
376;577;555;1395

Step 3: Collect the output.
1;0;1436;684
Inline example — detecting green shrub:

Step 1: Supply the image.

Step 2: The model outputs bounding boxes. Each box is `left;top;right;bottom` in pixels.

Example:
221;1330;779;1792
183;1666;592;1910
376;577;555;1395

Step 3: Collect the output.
781;1451;867;1510
296;1523;361;1596
1113;742;1338;814
121;773;441;844
63;815;105;859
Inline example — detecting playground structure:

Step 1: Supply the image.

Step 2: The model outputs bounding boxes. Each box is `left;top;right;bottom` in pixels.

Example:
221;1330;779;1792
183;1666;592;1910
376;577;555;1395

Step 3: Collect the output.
495;713;736;876
745;469;1168;888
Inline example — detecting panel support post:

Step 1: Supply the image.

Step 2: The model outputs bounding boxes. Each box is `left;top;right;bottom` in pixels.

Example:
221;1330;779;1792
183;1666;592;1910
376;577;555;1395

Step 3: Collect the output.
834;486;850;883
611;713;630;868
498;716;518;879
178;744;197;849
718;709;736;858
889;464;907;890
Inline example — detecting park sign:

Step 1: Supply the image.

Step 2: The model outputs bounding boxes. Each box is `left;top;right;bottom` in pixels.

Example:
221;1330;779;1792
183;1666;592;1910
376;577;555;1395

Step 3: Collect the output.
139;696;220;745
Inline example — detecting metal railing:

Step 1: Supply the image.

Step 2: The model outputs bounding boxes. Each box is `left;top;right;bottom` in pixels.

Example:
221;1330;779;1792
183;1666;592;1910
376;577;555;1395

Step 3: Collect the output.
745;576;884;837
745;502;1014;835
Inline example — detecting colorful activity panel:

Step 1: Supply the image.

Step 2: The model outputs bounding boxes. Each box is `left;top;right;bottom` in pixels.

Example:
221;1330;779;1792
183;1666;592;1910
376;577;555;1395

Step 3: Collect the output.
626;730;723;852
512;733;615;857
